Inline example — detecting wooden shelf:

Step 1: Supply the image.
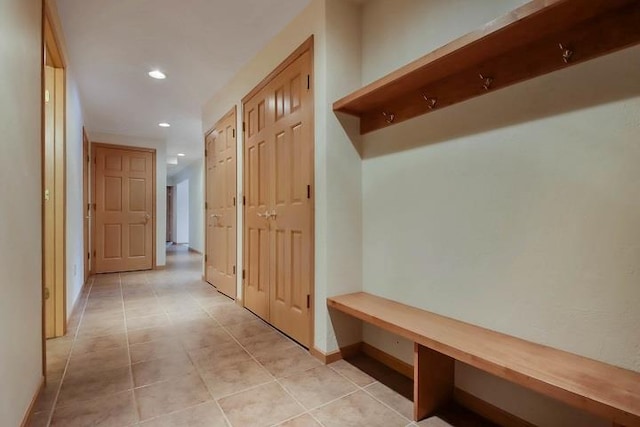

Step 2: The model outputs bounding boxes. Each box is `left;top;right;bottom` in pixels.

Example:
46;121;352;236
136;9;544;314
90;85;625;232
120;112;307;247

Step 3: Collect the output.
328;292;640;426
333;0;640;134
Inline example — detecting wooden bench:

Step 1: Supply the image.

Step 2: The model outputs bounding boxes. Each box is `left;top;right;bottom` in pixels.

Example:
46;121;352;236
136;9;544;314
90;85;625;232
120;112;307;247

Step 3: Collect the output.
327;292;640;427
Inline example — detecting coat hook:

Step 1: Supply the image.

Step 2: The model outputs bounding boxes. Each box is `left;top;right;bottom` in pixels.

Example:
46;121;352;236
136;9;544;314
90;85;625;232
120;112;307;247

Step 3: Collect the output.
422;95;438;109
382;111;395;124
479;74;493;91
559;43;573;63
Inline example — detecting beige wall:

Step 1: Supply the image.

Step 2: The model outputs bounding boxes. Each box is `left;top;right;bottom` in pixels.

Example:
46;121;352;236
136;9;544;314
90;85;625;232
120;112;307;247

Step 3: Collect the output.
0;0;44;425
201;0;365;354
90;132;168;266
360;1;640;425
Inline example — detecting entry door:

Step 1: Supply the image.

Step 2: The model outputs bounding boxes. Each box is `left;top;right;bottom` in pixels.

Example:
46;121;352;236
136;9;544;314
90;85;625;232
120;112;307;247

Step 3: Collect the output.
94;146;154;273
244;44;314;346
205;108;237;299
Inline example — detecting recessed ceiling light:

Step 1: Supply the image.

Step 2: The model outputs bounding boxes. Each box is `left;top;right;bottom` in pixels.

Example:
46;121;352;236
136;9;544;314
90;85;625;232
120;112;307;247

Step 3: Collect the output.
177;153;186;157
158;122;171;128
148;70;166;79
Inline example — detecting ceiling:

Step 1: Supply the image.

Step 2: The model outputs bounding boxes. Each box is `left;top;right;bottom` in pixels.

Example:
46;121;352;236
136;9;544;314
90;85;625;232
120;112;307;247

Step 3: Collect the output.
56;0;311;177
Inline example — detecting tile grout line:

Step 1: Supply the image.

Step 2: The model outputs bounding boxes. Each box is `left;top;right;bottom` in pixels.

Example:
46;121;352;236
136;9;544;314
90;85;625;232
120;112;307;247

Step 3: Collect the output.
188;287;260;427
153;270;235;427
325;361;413;425
43;276;95;427
360;382;413;424
120;272;142;424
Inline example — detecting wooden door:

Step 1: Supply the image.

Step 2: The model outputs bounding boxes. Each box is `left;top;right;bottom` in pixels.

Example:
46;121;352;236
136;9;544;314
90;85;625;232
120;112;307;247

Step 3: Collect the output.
205;108;237;299
94;145;155;273
243;41;314;346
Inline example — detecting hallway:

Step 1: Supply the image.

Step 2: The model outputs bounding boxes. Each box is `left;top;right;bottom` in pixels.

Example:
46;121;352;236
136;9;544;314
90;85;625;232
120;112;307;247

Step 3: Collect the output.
32;246;418;427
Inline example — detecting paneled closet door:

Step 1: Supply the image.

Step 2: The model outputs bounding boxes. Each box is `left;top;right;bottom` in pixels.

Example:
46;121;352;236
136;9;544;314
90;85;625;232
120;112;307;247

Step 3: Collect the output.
243;43;313;347
268;50;313;347
244;85;272;321
205;108;237;299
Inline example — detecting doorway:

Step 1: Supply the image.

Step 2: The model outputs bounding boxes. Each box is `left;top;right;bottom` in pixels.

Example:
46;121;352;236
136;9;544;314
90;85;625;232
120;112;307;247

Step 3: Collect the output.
92;144;156;273
167;186;174;243
242;39;314;347
175;179;190;245
43;5;66;339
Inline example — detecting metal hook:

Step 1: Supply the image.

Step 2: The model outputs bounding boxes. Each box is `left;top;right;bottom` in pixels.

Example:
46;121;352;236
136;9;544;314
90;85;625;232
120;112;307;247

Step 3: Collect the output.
479;74;493;91
422;95;438;110
559;43;573;63
382;111;395;124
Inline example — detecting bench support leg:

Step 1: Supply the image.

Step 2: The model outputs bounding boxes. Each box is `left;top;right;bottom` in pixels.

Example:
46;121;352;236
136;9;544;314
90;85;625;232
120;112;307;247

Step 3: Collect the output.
414;343;454;421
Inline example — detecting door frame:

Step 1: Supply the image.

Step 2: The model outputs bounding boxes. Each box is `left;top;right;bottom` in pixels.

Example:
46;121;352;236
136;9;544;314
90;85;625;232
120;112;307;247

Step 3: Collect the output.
83;128;91;280
43;0;67;341
204;106;238;296
241;36;315;347
91;143;157;271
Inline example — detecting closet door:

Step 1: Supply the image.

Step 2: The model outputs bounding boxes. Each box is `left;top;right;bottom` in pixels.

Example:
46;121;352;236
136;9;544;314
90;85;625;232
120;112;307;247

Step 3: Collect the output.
205;108;237;299
244;86;272;321
269;50;313;346
243;41;313;347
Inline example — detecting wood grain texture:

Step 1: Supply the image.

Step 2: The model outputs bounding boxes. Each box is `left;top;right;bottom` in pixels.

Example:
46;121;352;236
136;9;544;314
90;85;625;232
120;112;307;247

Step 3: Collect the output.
414;343;454;420
333;0;640;134
327;292;640;426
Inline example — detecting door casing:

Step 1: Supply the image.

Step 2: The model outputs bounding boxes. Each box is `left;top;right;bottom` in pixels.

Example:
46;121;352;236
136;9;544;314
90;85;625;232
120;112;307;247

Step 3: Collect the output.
43;2;67;340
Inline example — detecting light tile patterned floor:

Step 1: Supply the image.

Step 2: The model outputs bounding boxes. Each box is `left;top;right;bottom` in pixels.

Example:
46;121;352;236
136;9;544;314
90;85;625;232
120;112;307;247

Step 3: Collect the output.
29;246;440;427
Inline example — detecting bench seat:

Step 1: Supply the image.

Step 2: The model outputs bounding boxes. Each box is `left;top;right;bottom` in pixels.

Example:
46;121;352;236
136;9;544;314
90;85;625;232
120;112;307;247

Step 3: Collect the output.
327;292;640;426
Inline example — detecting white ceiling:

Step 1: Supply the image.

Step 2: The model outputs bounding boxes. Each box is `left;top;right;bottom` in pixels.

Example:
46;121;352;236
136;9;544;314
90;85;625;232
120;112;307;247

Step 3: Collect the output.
56;0;311;177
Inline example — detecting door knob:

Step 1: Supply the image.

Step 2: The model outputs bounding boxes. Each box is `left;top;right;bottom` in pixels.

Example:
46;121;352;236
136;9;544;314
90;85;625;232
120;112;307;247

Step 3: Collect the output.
144;213;151;224
258;210;277;219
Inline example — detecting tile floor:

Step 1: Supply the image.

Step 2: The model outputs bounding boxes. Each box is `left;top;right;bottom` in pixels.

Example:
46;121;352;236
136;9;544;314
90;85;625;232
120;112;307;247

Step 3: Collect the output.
30;246;452;427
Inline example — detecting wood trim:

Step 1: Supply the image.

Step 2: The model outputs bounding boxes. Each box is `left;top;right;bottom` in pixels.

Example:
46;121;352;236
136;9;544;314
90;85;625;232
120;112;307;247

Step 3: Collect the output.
91;142;156;153
40;0;46;378
188;247;203;255
43;1;65;68
20;377;45;427
362;342;413;379
241;36;314;104
310;342;363;364
453;388;536;427
54;67;66;337
204;105;237;139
